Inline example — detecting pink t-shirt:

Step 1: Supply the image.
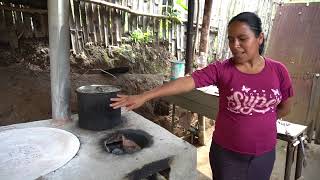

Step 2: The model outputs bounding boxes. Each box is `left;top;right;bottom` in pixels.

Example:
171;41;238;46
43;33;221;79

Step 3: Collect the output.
192;57;294;155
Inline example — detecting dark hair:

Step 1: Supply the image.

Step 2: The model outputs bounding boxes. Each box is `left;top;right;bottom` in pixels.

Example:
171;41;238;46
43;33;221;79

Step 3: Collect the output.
228;12;265;55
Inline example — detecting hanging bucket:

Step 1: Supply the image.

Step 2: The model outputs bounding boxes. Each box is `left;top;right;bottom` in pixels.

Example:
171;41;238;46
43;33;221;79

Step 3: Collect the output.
170;60;185;80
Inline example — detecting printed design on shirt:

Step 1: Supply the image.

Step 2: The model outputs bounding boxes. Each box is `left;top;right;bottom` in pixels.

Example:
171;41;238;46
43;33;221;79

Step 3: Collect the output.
227;85;281;115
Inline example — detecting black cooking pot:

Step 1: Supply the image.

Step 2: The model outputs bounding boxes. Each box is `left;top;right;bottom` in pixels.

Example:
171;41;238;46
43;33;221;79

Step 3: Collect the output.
76;85;121;131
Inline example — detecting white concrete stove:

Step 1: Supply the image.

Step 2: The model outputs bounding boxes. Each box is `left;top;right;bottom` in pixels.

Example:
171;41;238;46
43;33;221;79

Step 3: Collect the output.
0;111;197;180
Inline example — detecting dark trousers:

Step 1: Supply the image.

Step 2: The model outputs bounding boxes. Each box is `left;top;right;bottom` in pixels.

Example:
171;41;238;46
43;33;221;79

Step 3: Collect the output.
209;142;275;180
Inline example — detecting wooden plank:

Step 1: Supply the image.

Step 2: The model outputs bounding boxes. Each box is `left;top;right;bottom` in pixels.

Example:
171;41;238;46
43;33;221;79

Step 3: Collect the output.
181;24;185;53
154;18;160;44
147;0;153;32
115;0;122;45
130;0;138;32
0;3;5;29
11;4;17;28
170;21;176;55
32;14;44;38
13;5;24;32
102;6;109;46
161;0;167;40
108;3;114;45
153;0;158;40
69;0;79;54
97;5;104;44
40;14;48;37
142;0;147;31
123;6;129;34
3;5;13;27
98;5;106;46
80;1;89;43
127;0;133;32
73;0;83;51
91;3;99;44
86;3;95;43
22;13;33;38
137;0;143;29
177;24;181;60
121;0;127;35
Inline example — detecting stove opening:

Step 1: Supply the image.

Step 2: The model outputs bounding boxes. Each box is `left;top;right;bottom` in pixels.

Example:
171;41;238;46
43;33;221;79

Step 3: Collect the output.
103;129;152;155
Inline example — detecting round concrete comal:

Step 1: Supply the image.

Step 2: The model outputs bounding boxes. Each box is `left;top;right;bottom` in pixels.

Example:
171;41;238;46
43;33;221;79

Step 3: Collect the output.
0;127;80;180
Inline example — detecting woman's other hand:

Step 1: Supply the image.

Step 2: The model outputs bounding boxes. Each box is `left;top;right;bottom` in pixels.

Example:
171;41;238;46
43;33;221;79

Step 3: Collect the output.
110;94;146;111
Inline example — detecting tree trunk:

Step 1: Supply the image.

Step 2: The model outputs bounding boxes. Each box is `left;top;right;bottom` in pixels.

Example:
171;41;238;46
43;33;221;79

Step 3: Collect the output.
199;0;213;54
185;0;195;74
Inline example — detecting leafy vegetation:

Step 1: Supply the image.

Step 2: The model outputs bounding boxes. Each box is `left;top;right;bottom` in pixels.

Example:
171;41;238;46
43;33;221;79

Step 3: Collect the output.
166;6;183;24
130;28;153;44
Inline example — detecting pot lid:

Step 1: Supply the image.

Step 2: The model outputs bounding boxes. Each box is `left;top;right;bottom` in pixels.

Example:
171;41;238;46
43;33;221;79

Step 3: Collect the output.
76;85;121;94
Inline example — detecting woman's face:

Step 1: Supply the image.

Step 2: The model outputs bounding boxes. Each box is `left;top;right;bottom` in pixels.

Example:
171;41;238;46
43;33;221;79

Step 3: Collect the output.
227;21;263;63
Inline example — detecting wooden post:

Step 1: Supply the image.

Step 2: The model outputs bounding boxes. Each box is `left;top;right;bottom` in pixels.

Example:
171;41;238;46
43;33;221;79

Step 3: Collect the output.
198;115;206;145
284;143;295;180
199;0;213;54
171;104;176;133
185;0;195;74
295;135;304;180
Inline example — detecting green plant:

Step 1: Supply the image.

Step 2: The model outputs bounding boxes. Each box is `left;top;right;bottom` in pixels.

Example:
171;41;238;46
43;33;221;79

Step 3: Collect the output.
166;6;183;24
165;0;188;24
176;0;188;10
130;28;153;44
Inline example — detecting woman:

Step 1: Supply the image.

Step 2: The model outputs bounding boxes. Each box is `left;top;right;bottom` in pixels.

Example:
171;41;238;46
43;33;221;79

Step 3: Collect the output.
111;12;293;180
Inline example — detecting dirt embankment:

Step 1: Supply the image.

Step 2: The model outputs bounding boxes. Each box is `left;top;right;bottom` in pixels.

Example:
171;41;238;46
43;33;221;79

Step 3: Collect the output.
0;39;174;126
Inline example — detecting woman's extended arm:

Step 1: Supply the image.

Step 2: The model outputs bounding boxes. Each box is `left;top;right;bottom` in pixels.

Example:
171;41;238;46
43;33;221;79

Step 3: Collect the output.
110;76;196;110
277;97;293;119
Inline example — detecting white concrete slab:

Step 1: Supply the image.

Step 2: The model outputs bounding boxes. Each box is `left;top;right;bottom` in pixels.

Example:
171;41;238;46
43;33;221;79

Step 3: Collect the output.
0;111;197;180
0;127;80;180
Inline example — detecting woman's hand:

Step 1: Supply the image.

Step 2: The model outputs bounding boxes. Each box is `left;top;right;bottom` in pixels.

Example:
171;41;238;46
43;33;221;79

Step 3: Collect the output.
110;94;147;111
110;76;195;111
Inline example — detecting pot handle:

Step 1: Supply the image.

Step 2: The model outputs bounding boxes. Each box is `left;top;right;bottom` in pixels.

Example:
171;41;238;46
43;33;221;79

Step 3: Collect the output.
95;86;104;92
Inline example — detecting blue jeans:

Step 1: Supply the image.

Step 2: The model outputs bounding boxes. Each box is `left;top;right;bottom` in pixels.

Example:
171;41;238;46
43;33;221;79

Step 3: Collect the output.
209;142;275;180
